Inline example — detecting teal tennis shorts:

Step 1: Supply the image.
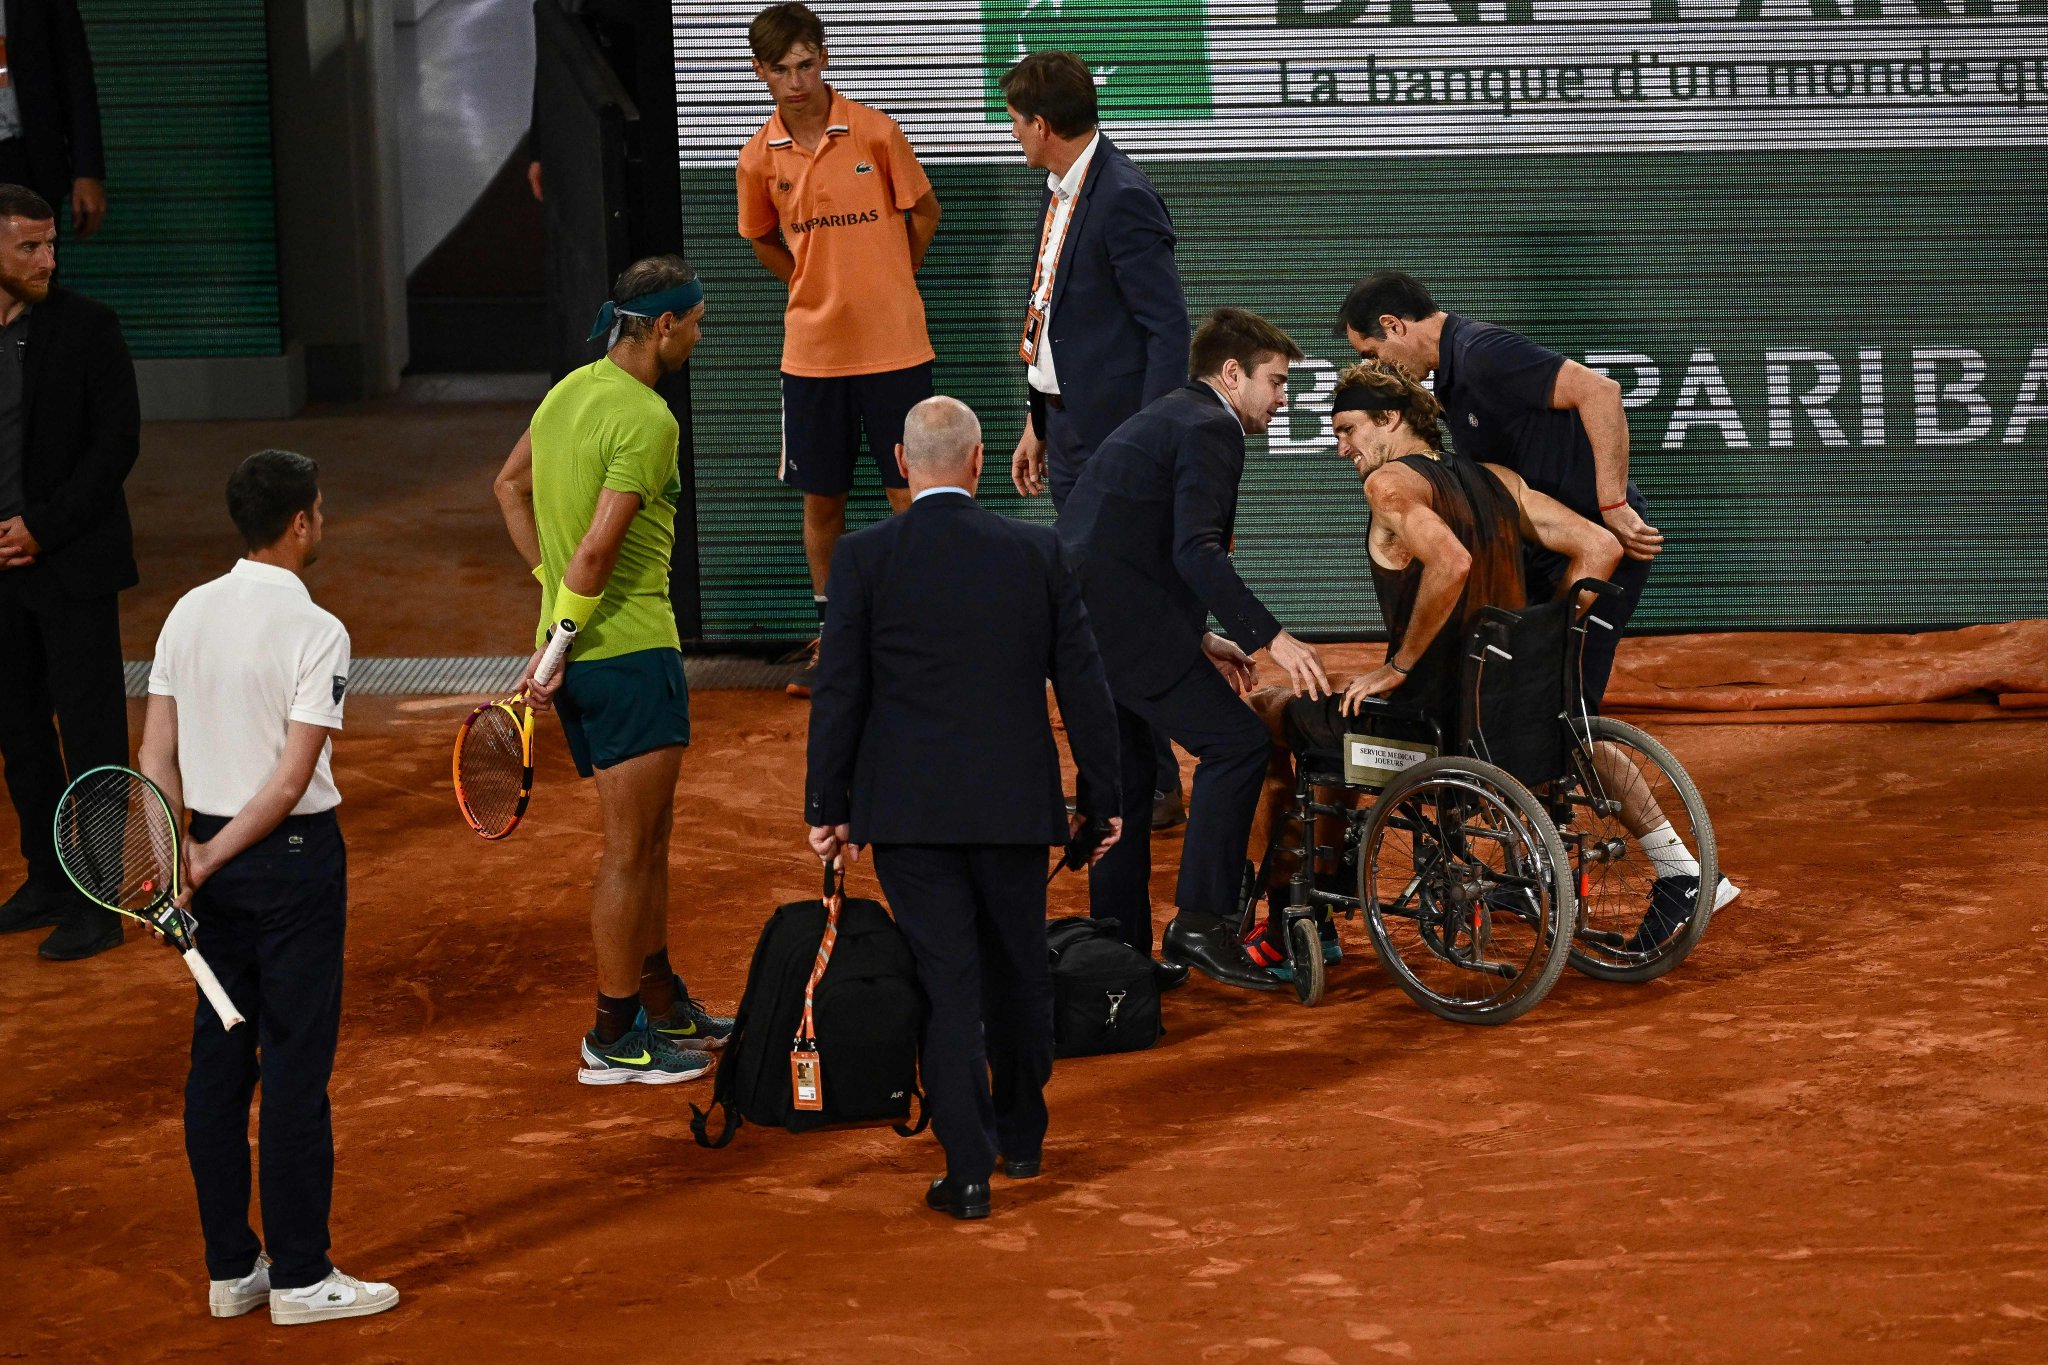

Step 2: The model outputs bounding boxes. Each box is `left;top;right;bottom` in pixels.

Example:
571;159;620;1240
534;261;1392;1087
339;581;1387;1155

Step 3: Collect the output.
555;647;691;777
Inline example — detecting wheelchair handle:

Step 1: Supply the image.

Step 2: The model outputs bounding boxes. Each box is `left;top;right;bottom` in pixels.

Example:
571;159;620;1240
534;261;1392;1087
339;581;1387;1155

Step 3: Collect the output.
1570;577;1626;601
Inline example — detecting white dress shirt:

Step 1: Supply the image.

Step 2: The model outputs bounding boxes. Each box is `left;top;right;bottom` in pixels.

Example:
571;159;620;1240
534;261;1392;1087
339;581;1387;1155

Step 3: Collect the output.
1025;132;1102;399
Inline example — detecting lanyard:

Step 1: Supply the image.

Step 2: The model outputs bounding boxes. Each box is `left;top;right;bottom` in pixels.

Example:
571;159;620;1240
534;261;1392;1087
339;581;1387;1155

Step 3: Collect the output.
791;858;842;1111
1018;157;1092;364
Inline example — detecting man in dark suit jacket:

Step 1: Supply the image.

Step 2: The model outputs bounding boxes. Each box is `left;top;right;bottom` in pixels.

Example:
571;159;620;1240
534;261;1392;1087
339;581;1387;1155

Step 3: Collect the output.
0;185;138;958
1060;309;1331;992
1000;49;1192;827
806;395;1123;1221
999;51;1188;510
0;0;109;238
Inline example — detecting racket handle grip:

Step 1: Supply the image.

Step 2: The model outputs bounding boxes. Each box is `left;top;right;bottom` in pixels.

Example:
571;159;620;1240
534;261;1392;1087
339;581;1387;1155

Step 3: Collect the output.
182;947;245;1031
533;618;578;688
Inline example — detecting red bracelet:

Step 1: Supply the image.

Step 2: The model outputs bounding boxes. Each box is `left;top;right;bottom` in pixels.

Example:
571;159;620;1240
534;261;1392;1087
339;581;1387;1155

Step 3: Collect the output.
1599;499;1629;512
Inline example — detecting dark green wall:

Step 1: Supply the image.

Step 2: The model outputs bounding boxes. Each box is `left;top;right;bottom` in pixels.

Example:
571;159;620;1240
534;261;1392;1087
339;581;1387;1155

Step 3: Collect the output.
682;144;2048;641
62;0;281;358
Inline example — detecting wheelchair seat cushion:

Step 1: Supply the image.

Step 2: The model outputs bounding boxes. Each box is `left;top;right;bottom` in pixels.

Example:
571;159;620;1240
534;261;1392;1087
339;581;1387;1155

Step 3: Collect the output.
1283;693;1442;782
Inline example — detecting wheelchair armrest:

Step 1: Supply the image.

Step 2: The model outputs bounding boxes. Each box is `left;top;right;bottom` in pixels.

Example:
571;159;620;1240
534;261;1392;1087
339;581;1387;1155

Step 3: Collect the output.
1475;605;1521;630
1569;578;1626;633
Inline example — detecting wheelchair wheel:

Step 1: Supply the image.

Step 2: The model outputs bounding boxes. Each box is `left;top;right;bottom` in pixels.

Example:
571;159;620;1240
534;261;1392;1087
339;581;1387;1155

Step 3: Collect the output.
1564;716;1719;983
1287;914;1326;1007
1357;757;1575;1026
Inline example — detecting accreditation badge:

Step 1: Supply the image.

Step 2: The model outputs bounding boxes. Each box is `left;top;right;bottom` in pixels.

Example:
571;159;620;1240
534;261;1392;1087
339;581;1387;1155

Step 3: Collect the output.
791;1043;824;1111
1018;305;1046;365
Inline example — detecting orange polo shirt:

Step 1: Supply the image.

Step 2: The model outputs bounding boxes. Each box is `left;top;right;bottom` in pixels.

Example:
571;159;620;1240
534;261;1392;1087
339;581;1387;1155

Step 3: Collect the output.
736;88;935;378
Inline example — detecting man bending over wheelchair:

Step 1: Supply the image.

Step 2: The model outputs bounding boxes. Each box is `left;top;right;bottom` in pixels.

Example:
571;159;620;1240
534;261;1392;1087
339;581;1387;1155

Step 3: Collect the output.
1241;361;1621;969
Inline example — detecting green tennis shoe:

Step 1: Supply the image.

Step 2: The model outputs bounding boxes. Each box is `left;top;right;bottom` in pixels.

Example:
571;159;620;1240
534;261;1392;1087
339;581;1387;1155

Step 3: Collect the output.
576;1027;712;1086
636;985;735;1052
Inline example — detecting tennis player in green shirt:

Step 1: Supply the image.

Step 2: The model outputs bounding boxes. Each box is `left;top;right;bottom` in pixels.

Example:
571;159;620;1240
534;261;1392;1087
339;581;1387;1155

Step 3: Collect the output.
493;254;734;1086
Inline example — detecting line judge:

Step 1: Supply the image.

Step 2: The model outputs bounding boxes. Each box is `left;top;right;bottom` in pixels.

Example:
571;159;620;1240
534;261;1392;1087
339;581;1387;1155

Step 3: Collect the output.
139;450;398;1325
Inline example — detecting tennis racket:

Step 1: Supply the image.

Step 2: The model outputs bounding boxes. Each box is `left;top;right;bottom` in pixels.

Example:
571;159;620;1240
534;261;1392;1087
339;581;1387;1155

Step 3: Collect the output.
453;617;578;839
52;765;245;1032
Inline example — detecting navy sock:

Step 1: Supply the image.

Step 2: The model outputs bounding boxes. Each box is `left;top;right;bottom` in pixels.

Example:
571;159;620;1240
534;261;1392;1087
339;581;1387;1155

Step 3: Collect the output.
640;948;678;1021
594;992;641;1044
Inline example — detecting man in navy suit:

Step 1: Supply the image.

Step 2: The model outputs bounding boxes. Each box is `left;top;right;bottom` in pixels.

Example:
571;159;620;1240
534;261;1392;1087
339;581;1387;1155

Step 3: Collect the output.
1000;48;1192;827
806;395;1123;1221
999;51;1187;508
1061;309;1332;992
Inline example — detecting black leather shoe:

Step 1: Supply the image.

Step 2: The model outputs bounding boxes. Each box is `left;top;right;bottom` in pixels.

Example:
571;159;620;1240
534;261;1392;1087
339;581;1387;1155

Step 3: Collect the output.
1150;787;1187;831
1161;913;1282;992
925;1176;991;1220
0;882;63;935
1000;1155;1041;1179
1151;957;1191;992
38;903;123;961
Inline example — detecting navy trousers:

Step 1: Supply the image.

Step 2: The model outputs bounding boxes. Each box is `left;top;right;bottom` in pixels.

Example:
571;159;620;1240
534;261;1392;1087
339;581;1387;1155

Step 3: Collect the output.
1086;655;1269;954
1042;403;1094;515
871;844;1052;1186
182;811;346;1290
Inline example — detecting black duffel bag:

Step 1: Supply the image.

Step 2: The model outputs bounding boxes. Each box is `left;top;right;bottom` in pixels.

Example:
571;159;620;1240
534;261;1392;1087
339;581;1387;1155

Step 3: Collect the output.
692;862;928;1148
1047;916;1162;1058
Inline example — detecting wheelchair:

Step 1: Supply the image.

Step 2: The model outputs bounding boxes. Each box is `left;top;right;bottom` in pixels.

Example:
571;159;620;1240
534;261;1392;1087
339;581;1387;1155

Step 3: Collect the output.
1238;581;1720;1024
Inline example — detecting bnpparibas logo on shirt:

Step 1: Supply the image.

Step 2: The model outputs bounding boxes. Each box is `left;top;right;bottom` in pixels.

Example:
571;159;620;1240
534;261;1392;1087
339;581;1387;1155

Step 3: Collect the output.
982;0;1213;123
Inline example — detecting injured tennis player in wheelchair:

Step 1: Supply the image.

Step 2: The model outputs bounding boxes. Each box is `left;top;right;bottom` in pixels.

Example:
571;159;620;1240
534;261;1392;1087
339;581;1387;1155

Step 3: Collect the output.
1235;361;1733;1020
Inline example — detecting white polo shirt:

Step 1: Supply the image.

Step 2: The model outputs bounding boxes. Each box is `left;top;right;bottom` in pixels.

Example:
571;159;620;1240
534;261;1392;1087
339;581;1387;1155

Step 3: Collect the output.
147;559;351;819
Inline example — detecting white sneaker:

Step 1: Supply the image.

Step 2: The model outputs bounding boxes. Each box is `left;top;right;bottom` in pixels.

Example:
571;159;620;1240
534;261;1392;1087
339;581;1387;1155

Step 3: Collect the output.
1711;876;1741;913
208;1255;270;1318
269;1268;399;1325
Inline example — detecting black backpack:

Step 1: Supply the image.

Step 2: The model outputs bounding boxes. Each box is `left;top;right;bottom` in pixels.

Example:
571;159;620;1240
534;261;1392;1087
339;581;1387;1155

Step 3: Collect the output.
692;863;929;1148
1047;916;1163;1058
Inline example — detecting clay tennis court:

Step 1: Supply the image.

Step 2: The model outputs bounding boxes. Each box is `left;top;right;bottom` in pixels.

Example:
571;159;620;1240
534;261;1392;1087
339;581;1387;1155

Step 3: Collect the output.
4;409;2046;1360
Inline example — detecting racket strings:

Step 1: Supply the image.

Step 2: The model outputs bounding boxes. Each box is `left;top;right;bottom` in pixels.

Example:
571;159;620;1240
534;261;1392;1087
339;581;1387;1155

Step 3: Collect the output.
457;706;530;835
55;771;175;912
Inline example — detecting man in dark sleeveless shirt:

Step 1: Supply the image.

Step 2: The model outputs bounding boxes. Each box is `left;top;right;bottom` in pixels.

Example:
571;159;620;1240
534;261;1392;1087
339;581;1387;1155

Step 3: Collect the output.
1328;360;1617;719
1241;361;1620;969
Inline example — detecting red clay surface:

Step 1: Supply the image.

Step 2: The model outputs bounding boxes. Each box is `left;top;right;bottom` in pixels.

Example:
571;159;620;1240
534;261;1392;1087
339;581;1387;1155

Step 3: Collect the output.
6;407;2047;1359
118;401;539;660
4;691;2046;1362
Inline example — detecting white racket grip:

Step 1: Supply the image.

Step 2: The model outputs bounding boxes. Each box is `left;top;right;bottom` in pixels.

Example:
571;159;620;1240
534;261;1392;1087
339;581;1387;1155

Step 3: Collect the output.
533;618;578;688
183;947;245;1031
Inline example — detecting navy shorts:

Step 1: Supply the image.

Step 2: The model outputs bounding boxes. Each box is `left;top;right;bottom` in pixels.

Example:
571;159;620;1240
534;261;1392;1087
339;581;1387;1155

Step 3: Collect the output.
779;361;933;496
555;648;691;778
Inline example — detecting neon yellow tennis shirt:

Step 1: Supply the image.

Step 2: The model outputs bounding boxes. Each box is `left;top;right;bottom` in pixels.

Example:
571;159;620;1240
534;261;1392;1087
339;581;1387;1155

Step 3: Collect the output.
529;358;682;661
